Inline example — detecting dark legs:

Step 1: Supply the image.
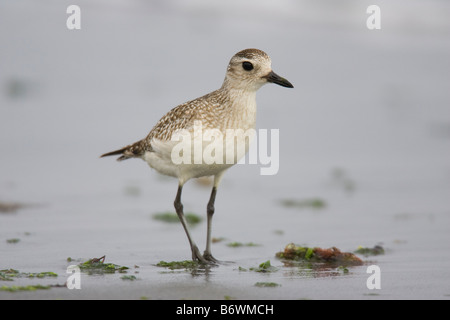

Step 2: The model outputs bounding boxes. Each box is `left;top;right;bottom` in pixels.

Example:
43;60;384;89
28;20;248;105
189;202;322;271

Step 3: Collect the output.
203;186;217;262
174;185;207;263
174;172;225;264
203;171;225;262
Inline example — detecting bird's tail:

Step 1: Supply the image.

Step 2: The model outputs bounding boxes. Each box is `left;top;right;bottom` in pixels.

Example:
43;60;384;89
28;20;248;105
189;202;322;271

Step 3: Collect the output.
100;146;129;161
100;140;145;161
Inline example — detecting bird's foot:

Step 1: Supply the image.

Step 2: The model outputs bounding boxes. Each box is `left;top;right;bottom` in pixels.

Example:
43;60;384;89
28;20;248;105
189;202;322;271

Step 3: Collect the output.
203;251;219;264
191;246;209;264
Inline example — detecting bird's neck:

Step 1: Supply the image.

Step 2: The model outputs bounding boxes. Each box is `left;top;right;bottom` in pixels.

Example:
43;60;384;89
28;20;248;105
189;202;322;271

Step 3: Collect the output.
222;86;258;130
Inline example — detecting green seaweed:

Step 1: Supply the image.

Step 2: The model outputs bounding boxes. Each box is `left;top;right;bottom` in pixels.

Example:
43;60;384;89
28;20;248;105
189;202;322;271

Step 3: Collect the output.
121;275;137;281
354;245;385;257
305;247;314;260
226;242;260;248
0;269;19;281
0;269;57;280
6;238;20;244
28;271;58;278
153;212;202;225
254;282;281;287
249;260;278;273
0;284;50;292
156;260;202;271
336;266;349;274
78;256;129;275
279;198;327;210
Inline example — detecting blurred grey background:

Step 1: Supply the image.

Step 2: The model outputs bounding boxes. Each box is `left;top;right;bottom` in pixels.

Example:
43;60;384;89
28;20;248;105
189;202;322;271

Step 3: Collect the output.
1;0;449;204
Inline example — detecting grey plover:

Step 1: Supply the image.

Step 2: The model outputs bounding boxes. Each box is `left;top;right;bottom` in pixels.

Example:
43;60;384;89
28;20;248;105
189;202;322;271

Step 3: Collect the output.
101;48;293;263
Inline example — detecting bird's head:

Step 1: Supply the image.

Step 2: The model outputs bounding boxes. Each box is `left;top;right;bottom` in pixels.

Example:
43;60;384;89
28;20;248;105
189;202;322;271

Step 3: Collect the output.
223;48;293;91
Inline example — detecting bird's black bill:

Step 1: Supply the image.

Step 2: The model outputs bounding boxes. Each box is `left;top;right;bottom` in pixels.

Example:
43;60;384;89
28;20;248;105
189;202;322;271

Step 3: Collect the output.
264;71;294;88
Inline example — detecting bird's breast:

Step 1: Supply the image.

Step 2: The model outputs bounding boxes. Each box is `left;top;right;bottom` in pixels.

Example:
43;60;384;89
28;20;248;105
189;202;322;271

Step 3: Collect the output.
223;90;257;132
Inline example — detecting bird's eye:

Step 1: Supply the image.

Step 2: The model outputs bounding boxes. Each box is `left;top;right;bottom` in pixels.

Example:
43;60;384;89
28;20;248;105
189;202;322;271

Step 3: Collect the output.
242;61;254;71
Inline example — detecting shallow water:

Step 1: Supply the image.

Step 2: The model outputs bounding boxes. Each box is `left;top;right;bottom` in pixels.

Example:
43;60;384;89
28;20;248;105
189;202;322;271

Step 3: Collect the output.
1;0;450;300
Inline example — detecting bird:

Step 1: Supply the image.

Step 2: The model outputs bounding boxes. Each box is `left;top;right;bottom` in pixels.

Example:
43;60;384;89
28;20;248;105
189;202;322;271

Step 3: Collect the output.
101;48;293;264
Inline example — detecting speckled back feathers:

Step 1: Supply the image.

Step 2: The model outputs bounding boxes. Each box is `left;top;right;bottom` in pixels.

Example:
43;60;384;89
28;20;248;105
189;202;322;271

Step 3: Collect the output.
100;48;272;161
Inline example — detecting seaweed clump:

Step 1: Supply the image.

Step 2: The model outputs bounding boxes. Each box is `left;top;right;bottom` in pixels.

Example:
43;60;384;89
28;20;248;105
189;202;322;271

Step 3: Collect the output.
156;260;202;271
78;256;129;275
0;269;57;281
354;245;385;257
0;284;51;292
279;198;327;210
255;282;281;287
153;212;202;225
227;242;260;248
276;243;363;266
249;260;278;273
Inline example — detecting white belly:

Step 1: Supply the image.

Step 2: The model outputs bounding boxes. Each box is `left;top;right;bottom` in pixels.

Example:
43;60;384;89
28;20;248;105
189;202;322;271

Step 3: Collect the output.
143;125;255;185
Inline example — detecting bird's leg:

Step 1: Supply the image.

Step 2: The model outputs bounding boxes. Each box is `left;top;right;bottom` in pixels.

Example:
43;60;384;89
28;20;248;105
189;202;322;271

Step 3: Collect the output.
174;185;207;263
204;170;226;263
203;186;218;263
